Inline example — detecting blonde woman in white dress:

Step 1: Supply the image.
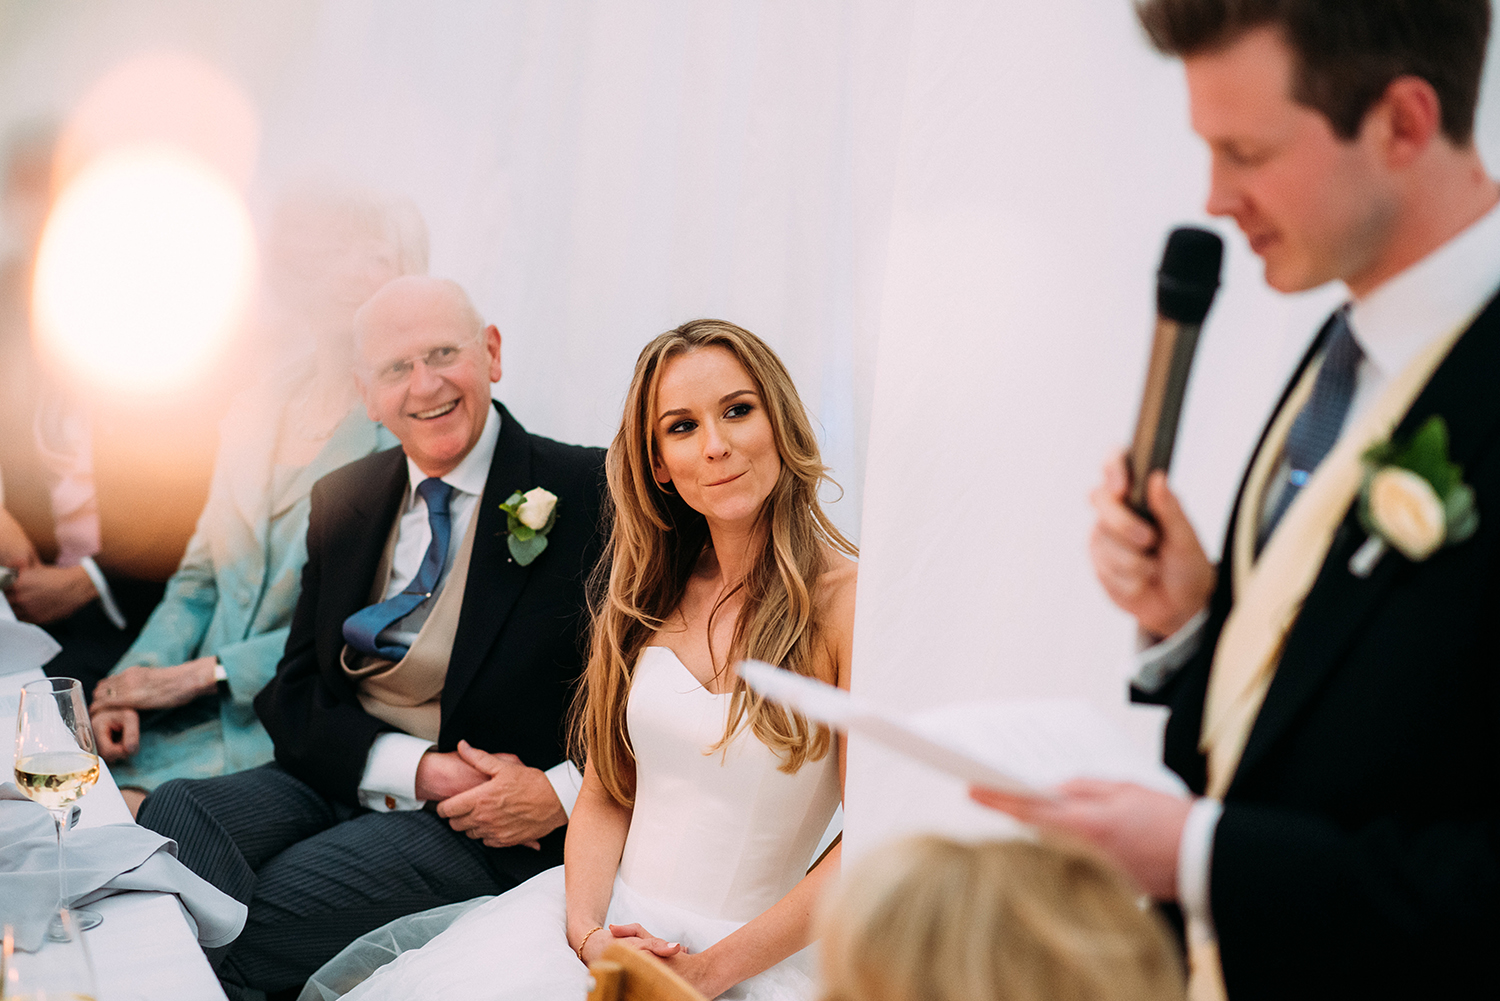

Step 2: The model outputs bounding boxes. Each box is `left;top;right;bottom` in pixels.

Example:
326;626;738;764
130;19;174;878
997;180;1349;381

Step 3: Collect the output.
312;319;857;1000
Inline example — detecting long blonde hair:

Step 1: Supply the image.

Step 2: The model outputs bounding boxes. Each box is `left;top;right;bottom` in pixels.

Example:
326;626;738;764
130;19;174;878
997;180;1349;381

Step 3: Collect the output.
818;835;1186;1001
572;319;857;806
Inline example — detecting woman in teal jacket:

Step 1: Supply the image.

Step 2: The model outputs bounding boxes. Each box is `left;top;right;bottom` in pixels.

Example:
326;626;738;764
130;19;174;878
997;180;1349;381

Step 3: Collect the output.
89;187;424;808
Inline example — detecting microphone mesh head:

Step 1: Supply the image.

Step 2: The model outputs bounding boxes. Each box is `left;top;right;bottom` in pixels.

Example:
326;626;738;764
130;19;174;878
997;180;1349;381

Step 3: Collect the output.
1157;226;1224;324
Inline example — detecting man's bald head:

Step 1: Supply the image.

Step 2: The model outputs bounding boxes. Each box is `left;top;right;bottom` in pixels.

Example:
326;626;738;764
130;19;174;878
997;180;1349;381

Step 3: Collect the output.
353;275;483;353
353;275;503;478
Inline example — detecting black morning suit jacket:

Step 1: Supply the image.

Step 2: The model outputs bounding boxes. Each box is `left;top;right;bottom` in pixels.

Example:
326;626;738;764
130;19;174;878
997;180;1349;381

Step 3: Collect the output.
1138;293;1500;999
255;402;606;880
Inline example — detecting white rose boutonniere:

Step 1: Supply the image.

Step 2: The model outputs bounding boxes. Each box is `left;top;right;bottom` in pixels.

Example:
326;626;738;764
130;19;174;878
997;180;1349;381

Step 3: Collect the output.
1350;415;1478;577
499;486;559;566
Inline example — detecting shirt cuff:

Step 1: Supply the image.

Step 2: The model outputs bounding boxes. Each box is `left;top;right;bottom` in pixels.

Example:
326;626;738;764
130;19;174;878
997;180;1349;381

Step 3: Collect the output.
358;732;435;812
1176;796;1223;941
78;557;126;630
544;759;583;819
1131;607;1209;694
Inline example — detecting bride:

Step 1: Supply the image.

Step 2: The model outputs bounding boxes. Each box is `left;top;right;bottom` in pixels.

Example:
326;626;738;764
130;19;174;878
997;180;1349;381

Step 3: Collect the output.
316;319;857;1000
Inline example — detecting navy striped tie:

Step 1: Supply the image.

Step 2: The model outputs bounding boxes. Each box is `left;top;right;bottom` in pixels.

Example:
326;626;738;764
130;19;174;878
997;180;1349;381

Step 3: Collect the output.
1256;308;1363;554
342;477;454;660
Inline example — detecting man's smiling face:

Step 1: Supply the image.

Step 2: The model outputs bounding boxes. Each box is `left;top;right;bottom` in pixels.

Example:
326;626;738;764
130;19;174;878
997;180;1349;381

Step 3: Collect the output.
355;276;502;478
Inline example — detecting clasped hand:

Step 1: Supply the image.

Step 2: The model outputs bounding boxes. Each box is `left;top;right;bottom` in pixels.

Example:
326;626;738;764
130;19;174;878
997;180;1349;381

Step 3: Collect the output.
579;924;723;997
0;511;96;624
4;564;98;625
93;658;219;711
423;741;566;850
90;658;220;762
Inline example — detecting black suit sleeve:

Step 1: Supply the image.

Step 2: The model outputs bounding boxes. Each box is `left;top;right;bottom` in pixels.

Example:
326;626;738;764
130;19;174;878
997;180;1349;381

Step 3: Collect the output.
254;479;392;807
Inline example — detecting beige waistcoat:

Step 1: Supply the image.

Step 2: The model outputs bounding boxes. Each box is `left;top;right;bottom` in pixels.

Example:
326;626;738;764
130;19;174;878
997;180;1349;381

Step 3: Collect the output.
1186;320;1468;1001
340;501;480;742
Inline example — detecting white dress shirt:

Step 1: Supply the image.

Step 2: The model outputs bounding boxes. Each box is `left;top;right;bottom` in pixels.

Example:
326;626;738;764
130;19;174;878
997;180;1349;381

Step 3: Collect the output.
356;405;583;816
1138;199;1500;937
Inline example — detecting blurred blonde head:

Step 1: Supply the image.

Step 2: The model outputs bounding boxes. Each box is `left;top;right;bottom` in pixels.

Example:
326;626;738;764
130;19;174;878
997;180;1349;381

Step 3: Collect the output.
818;835;1185;1001
259;182;429;357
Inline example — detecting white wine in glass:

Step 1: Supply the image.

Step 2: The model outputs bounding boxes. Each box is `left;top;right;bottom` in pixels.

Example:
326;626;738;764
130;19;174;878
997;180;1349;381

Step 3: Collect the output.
13;754;100;811
14;679;103;938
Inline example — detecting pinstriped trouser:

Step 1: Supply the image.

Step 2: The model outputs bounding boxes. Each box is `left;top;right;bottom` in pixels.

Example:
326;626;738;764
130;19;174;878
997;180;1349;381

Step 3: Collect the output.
138;763;556;1001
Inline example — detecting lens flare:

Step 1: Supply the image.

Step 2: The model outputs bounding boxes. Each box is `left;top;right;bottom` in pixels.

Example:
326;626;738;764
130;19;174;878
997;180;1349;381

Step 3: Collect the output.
32;147;256;394
55;51;261;190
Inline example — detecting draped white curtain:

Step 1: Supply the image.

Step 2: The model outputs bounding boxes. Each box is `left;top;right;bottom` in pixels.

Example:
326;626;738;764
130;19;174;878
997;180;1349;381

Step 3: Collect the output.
0;0;912;538
5;0;1500;855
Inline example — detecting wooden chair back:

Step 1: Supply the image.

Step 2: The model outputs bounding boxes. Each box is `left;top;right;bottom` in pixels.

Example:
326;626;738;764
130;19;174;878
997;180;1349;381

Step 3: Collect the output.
585;942;708;1001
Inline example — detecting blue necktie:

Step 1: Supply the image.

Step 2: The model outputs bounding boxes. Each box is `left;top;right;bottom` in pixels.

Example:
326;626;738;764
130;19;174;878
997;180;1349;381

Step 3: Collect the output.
343;477;454;660
1256;308;1364;554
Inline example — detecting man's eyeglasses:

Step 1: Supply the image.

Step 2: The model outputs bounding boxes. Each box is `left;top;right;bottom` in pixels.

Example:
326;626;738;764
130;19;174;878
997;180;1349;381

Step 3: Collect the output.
367;344;470;386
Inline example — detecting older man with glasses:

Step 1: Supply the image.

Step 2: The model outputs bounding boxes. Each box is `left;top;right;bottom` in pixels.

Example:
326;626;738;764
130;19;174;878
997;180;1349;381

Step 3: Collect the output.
138;275;606;1001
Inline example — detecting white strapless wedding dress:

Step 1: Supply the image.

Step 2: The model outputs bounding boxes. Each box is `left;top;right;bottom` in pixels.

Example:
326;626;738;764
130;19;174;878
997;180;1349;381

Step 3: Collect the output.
332;646;841;1000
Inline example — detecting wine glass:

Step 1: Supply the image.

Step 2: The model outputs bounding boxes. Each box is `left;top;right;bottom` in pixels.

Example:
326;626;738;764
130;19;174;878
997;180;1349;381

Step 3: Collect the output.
2;912;98;1000
13;678;103;938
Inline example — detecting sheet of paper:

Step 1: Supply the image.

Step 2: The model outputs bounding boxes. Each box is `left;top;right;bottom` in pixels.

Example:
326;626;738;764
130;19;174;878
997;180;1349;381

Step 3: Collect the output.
740;660;1185;798
910;700;1186;796
0;621;62;677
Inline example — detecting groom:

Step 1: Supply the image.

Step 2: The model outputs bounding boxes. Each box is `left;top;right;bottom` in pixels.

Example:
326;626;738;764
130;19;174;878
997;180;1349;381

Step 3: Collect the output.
139;276;605;1000
977;1;1500;998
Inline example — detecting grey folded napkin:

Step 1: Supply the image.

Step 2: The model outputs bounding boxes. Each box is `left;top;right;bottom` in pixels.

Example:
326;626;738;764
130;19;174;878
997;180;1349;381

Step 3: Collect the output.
0;620;62;676
0;783;246;952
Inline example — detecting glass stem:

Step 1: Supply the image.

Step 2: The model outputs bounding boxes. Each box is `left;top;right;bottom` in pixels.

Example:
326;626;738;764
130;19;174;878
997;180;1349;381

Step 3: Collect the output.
52;807;67;913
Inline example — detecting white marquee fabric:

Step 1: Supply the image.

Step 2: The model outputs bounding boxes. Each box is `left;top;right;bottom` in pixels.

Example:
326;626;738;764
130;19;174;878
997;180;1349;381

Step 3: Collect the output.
3;0;1499;856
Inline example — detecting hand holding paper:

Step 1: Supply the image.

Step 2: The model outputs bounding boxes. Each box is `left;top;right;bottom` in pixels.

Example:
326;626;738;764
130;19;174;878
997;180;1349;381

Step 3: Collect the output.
968;780;1193;900
739;659;1194;900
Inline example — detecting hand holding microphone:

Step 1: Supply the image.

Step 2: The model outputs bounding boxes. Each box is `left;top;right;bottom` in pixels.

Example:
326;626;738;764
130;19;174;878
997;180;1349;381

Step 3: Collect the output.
1088;227;1223;639
1090;453;1214;639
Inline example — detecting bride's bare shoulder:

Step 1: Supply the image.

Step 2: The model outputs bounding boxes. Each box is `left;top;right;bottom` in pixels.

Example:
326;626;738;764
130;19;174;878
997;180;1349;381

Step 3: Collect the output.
817;548;858;595
815;547;858;630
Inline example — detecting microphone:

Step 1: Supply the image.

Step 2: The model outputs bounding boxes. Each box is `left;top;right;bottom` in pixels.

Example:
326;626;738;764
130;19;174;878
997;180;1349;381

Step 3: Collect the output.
1126;226;1224;518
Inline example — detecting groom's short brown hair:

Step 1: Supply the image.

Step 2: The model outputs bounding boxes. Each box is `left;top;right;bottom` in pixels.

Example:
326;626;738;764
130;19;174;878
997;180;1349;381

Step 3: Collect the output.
1134;0;1490;145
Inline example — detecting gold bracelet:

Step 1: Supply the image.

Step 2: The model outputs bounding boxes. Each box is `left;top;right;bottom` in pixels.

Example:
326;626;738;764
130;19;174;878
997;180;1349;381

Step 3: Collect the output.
576;925;605;962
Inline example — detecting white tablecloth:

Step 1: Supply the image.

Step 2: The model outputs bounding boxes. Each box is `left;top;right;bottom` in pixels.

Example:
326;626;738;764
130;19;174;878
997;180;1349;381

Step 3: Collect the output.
3;648;228;1000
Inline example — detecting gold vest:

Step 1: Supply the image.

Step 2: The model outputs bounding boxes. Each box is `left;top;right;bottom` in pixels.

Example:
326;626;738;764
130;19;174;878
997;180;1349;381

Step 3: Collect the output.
340;498;480;742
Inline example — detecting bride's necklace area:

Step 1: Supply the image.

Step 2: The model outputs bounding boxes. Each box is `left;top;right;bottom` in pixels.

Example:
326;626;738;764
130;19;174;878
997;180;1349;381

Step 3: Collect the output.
669;575;747;694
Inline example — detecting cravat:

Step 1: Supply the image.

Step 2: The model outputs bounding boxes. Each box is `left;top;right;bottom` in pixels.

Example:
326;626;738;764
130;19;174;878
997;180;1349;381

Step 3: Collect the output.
342;477;454;660
1256;308;1364;555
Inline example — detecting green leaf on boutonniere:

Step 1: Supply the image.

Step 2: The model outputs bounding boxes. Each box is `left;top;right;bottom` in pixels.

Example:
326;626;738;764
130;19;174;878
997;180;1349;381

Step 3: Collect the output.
1353;415;1478;572
1363;415;1464;497
1445;482;1480;544
498;487;559;566
507;532;548;566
